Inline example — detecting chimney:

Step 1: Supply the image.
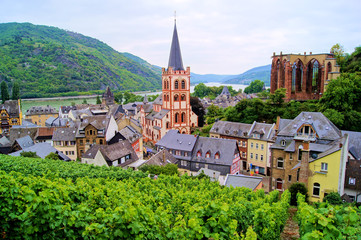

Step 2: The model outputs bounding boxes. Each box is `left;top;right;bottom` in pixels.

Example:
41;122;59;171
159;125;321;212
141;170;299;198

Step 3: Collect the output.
299;142;310;185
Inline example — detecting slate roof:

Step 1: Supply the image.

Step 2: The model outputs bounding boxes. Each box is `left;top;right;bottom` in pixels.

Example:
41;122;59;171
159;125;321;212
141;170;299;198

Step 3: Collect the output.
156;130;197;152
249;122;275;141
145;111;158;120
52;128;77;141
0;136;11;147
119;125;141;144
153;94;163;105
143;103;153;113
9;128;38;143
9;142;70;161
277;112;341;140
25;105;57;115
224;174;263;190
191;137;238;166
141;149;177;166
15;135;34;149
154;109;170;120
11;120;39;129
0;100;20;118
83;140;138;167
278;118;293;132
342;130;361;160
70;109;93;119
60;105;77;114
76;115;109;138
46;117;69;127
210;121;252;137
220;86;231;96
168;22;184;71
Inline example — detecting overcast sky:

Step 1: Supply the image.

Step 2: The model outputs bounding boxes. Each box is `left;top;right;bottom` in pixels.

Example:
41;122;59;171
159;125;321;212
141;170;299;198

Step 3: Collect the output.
1;0;360;74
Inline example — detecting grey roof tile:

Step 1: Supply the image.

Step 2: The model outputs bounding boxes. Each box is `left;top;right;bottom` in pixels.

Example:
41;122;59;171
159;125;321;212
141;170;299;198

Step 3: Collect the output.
9;142;70;161
156;130;197;152
52;128;77;141
224;174;262;190
168;22;184;71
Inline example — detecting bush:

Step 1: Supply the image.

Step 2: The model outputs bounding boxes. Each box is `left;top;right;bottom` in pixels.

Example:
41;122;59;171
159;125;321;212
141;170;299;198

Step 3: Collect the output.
139;164;179;176
323;192;343;205
20;151;39;158
289;183;308;206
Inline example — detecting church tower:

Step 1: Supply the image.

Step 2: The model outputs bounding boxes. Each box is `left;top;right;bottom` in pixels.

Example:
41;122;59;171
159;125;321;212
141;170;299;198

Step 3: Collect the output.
162;20;196;134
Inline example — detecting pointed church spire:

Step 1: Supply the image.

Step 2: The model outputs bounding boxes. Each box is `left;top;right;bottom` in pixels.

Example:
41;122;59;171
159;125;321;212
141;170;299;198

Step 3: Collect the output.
168;20;184;71
143;94;148;104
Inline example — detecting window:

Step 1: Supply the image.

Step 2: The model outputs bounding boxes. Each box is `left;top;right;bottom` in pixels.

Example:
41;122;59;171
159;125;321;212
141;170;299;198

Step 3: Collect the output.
349;177;356;185
288;175;292;182
89;130;93;135
276;178;283;190
206;151;210;158
181;80;185;89
260;155;264;161
255;154;258;160
79;140;83;145
281;140;286;146
242;152;246;158
277;158;284;168
289;153;293;160
175;113;179;123
215;152;220;159
251;142;254;148
242;141;246;147
195;163;199;168
99;139;103;145
181;94;186;101
298;149;302;161
321;163;328;171
181;160;187;166
261;144;264;150
250;153;253;159
174;94;179;101
197;151;201;158
181;112;185;123
313;183;320;197
256;143;259;149
175;80;179;89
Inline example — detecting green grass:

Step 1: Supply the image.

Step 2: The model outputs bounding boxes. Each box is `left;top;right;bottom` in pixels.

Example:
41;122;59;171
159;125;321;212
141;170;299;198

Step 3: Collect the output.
21;97;97;112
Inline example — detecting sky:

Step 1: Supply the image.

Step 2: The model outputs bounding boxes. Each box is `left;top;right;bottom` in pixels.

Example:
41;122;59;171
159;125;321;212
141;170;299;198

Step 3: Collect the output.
1;0;360;75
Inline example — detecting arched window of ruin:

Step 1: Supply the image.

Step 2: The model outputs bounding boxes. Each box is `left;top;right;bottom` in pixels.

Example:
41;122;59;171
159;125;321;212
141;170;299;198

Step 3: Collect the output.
174;94;179;101
292;62;297;92
175;80;179;89
181;80;186;89
312;60;320;92
181;94;186;101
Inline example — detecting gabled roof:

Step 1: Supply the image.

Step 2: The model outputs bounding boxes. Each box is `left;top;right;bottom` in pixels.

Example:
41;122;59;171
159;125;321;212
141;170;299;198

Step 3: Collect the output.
15;135;34;149
9;142;70;161
249;122;275;141
154;109;170;120
0;100;20;118
278;112;341;140
35;127;55;140
0;136;11;147
119;125;142;143
76;115;110;138
220;86;231;96
52;127;77;141
192;137;238;166
342;130;361;160
60;105;77;114
141;149;177;166
83;140;138;167
225;174;262;190
153;95;163;105
9;128;38;143
168;22;184;71
210;121;252;137
156;130;197;152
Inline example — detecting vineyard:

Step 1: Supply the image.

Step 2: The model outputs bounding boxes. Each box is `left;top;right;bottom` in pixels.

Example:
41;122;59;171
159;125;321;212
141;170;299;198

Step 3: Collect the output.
0;155;291;239
297;194;361;239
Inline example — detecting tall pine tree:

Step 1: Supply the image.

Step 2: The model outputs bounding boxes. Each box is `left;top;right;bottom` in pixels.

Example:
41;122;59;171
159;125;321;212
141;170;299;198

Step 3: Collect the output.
1;81;10;104
11;81;20;100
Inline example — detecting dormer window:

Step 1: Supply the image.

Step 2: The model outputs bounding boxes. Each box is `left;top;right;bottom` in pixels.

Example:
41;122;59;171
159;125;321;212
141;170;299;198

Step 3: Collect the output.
298;124;315;137
281;140;286;146
206;151;211;158
215;152;220;159
197;151;201;158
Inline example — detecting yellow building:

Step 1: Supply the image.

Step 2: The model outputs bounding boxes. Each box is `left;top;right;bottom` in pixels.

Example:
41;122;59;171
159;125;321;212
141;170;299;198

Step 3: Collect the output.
0;100;22;135
25;105;58;127
247;122;275;175
52;127;78;161
307;137;348;202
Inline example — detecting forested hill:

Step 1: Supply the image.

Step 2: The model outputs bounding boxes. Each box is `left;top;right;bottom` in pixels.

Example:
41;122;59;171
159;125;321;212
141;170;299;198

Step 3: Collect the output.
0;22;162;98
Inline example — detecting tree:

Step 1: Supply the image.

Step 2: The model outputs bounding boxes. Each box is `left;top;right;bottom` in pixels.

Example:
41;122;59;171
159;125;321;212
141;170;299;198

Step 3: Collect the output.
190;96;205;127
289;183;308;206
96;95;101;104
11;81;20;100
20;151;39;158
193;83;209;98
244;80;264;94
342;46;361;73
45;152;60;160
268;88;286;106
1;81;10;104
323;192;342;205
82;99;88;104
114;92;123;104
330;43;345;66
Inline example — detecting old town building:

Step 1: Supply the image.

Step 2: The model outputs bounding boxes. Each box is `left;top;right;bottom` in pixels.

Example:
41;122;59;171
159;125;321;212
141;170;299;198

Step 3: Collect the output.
52;127;77;161
270;112;348;202
0;100;22;135
25;105;58;127
140;21;198;144
270;52;340;101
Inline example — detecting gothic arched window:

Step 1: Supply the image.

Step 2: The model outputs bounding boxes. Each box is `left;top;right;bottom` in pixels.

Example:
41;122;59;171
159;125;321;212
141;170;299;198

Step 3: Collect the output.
181;80;186;89
181;94;186;101
174;94;179;101
181;112;185;122
175;80;179;89
175;113;179;123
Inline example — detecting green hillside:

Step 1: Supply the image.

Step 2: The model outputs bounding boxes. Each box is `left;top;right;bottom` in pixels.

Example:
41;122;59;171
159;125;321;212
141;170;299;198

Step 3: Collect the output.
0;22;161;98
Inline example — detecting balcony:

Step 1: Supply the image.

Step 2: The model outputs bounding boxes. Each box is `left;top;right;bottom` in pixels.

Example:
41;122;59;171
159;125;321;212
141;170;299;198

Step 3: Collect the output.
294;132;316;141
